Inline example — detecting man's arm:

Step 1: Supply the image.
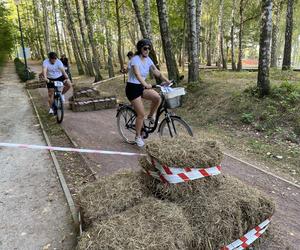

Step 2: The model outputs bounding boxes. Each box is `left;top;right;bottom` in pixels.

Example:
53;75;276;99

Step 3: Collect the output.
42;66;49;82
59;66;69;79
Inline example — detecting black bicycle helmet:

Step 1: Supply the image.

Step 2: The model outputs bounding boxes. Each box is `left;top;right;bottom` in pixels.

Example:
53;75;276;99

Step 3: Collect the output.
136;39;152;54
48;52;58;59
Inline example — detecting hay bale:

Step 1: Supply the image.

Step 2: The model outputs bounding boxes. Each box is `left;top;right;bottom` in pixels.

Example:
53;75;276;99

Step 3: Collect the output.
139;157;274;249
145;136;223;168
139;156;222;201
79;170;150;227
77;197;193;250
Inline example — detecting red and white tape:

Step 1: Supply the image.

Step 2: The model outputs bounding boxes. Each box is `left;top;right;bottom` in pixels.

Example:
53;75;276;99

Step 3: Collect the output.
221;217;271;250
0;142;145;156
145;157;221;184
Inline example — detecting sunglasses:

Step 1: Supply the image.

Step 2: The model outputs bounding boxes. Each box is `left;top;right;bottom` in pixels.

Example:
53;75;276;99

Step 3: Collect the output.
142;46;151;51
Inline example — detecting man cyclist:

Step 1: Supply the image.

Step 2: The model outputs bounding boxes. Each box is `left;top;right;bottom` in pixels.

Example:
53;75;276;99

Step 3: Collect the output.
42;52;71;114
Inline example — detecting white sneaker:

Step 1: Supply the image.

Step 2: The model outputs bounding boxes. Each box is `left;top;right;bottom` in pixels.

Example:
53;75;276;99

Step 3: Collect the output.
135;136;145;147
61;94;65;102
49;108;54;114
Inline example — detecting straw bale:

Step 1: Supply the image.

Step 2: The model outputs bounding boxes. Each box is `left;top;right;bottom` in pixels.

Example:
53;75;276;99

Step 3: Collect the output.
139;157;274;249
77;197;193;250
145;136;223;168
79;170;150;227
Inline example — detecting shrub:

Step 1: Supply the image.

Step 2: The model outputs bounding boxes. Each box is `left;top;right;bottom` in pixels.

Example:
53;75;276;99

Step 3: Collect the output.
14;58;35;82
241;112;254;124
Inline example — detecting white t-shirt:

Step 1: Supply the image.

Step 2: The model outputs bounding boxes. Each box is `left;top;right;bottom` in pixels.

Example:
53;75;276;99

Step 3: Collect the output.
43;58;64;79
128;55;154;84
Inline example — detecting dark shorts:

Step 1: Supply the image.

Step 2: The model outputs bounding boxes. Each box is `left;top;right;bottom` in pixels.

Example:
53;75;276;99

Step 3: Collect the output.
125;82;144;101
47;75;66;89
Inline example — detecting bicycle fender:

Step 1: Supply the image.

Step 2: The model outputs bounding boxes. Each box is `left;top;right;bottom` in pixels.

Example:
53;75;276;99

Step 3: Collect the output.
158;115;182;132
116;104;136;117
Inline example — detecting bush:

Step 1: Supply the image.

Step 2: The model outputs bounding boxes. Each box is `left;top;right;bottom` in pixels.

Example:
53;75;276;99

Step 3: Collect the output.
14;58;35;82
241;112;254;124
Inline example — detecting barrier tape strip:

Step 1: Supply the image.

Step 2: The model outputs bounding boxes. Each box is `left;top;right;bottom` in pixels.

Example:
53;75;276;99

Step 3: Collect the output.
221;218;271;250
145;157;222;184
0;142;145;156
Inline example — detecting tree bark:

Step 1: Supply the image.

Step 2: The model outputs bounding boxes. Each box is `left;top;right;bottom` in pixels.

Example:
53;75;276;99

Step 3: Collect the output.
237;0;244;71
257;0;272;96
187;0;199;83
52;0;62;55
41;0;51;52
144;0;152;41
270;2;283;68
206;15;213;66
74;0;94;76
218;0;227;69
282;0;294;70
196;0;203;60
82;0;103;81
62;0;87;74
230;0;237;70
131;0;159;70
116;0;124;70
156;0;180;80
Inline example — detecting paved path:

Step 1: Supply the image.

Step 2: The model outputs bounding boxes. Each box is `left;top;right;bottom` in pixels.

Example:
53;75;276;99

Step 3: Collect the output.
0;63;76;249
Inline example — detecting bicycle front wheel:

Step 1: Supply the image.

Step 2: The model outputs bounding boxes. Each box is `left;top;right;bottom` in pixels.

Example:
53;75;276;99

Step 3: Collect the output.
117;107;137;144
159;116;193;138
55;96;64;124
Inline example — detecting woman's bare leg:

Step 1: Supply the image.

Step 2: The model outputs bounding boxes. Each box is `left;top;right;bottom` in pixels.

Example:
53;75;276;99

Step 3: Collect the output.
131;97;145;137
142;89;161;118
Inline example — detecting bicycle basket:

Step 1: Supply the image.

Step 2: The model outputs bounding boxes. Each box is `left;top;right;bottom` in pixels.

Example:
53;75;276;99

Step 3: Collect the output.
163;87;185;109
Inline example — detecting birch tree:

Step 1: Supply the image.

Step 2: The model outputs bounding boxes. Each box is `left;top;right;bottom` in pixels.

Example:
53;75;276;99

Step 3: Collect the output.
187;0;199;83
282;0;294;70
257;0;272;96
156;0;180;80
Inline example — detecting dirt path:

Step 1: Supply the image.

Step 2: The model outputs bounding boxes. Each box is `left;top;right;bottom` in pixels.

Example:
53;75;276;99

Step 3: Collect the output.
31;62;300;249
0;63;76;249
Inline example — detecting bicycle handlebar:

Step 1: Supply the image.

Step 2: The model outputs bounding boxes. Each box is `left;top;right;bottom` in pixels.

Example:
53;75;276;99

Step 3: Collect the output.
152;80;175;89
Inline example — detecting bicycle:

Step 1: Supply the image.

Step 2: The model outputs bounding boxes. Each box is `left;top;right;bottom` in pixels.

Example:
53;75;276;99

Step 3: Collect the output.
116;81;193;144
50;80;64;123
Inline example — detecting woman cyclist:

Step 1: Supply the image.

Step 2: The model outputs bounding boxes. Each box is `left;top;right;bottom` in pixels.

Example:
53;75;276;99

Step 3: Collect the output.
126;39;171;147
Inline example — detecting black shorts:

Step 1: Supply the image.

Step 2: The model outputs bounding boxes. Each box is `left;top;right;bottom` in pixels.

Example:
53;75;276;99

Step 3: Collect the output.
125;82;144;101
47;75;66;89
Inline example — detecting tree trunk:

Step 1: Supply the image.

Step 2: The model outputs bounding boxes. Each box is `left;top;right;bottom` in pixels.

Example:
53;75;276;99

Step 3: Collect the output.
32;0;45;59
282;0;294;70
52;0;62;55
206;16;213;66
230;0;237;70
144;0;153;41
237;0;244;71
62;0;87;74
270;2;283;68
131;0;159;70
82;0;103;81
257;0;272;96
74;0;94;76
196;0;203;60
156;0;180;80
115;0;124;70
41;0;51;52
218;0;227;69
187;0;199;83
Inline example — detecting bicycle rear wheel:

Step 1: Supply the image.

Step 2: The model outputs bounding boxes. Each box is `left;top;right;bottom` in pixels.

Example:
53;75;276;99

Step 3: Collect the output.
117;107;137;144
55;96;64;123
159;116;193;138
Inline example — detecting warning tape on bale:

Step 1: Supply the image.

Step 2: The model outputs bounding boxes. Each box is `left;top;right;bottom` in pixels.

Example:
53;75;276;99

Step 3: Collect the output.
221;217;271;250
145;157;222;184
0;142;145;156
